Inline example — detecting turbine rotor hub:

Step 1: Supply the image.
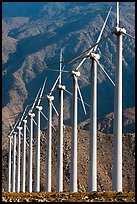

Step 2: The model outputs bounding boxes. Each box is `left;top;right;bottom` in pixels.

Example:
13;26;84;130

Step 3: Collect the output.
28;112;35;117
17;126;23;131
71;70;81;77
58;84;66;90
115;26;126;35
36;105;43;111
47;95;54;101
23;119;27;124
90;53;100;60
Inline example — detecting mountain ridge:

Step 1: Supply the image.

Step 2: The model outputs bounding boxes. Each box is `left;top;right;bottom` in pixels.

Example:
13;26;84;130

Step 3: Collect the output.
2;2;135;147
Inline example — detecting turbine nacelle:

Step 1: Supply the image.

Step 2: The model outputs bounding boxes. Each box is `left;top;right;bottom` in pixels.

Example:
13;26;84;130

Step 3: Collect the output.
23;119;27;124
115;27;126;35
71;70;81;78
36;105;43;111
90;53;100;61
28;112;35;118
17;126;23;131
47;95;54;101
58;84;66;91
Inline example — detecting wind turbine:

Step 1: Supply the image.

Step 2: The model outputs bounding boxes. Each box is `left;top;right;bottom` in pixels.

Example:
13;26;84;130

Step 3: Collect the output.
56;49;66;192
7;136;12;192
7;122;13;192
21;103;33;193
16;105;28;193
45;94;54;192
45;61;65;192
27;88;41;193
12;131;17;192
9;117;20;192
112;2;134;192
34;76;47;192
70;68;87;192
21;118;27;192
45;93;59;191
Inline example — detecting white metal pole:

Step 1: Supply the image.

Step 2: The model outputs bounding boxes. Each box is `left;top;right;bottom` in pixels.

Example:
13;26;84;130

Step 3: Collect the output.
35;106;43;192
112;30;123;192
88;54;100;192
7;136;12;192
21;119;27;192
28;112;35;193
46;95;54;192
16;126;23;193
70;71;80;192
12;132;17;192
56;85;65;192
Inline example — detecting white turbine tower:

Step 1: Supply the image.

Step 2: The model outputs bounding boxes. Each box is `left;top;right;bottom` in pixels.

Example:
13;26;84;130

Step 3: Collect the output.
45;94;54;192
56;49;66;192
9;117;20;192
12;131;17;192
34;76;47;192
21;103;33;193
45;65;63;192
7;130;13;192
16;106;28;193
21;118;27;192
6;116;20;192
8;138;12;191
112;2;135;192
27;89;40;193
70;69;87;192
112;1;123;192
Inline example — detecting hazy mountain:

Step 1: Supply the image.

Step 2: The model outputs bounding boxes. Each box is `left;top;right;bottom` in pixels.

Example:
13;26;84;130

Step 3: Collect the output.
2;2;135;146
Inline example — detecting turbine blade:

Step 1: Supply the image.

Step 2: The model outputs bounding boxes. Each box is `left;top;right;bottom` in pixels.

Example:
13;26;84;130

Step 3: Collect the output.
26;125;30;133
45;68;70;73
116;2;119;27
64;88;73;96
72;31;115;66
30;88;41;111
59;49;63;85
64;88;91;108
32;118;37;126
74;75;87;115
41;111;48;120
94;7;112;52
52;124;56;131
52;102;59;116
95;59;115;86
9;121;14;129
37;77;47;106
49;65;65;96
18;105;28;127
123;32;135;40
9;117;20;136
24;115;28;120
75;7;112;71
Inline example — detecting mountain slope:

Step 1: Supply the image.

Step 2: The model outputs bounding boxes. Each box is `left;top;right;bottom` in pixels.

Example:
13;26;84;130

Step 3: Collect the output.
2;2;135;147
2;126;135;192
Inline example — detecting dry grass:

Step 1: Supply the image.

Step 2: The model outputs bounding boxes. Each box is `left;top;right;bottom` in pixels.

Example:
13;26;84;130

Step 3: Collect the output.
2;191;135;202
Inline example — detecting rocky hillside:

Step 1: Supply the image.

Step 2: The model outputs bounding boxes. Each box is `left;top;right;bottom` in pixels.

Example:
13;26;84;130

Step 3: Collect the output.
79;107;135;134
2;125;135;193
2;2;135;147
